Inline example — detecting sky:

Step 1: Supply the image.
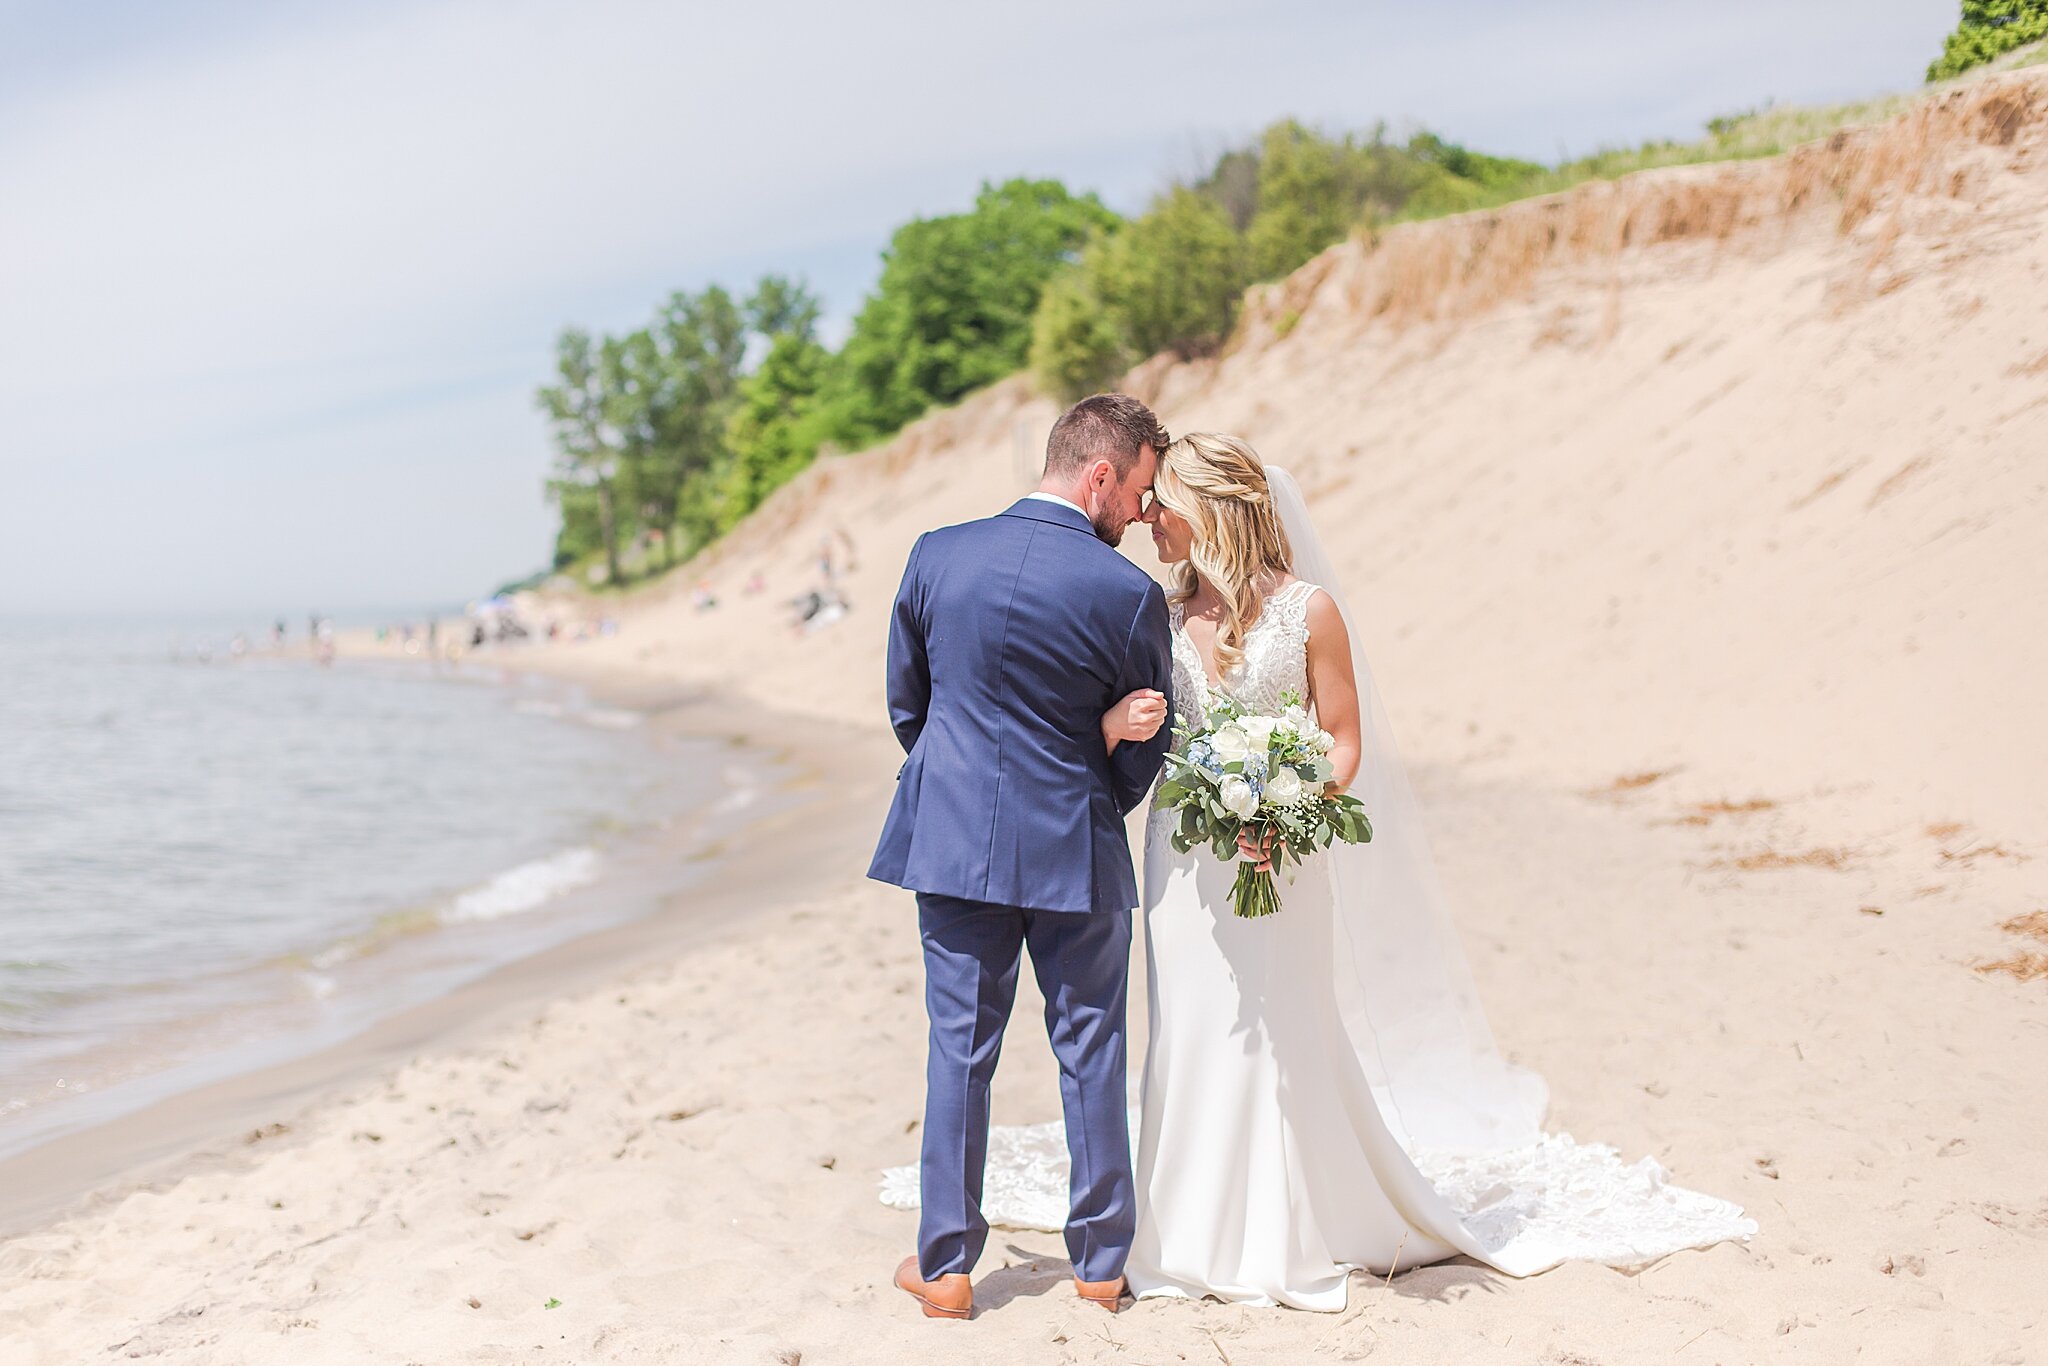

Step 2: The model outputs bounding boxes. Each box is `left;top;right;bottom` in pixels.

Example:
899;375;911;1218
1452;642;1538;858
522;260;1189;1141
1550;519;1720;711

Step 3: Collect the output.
0;0;1961;617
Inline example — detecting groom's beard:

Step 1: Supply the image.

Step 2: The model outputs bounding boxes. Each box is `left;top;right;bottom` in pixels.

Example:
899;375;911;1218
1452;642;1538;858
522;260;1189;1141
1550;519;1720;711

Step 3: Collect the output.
1089;507;1129;546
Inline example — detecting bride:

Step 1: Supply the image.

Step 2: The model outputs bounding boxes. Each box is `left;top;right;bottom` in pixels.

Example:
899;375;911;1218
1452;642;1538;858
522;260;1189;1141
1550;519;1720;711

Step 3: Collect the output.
885;433;1755;1310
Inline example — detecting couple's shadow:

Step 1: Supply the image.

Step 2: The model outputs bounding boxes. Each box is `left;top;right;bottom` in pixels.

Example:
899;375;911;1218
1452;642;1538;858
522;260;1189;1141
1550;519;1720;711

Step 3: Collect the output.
973;1245;1498;1312
974;1244;1079;1313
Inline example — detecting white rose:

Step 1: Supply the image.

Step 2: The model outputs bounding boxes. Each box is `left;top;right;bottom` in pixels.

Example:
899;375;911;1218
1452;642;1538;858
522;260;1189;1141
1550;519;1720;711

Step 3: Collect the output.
1281;703;1309;733
1217;775;1259;820
1265;766;1304;806
1242;715;1277;748
1210;724;1252;763
1312;728;1336;754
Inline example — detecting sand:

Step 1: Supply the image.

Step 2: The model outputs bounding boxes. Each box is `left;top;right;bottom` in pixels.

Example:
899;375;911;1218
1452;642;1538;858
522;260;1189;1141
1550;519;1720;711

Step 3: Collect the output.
5;68;2047;1365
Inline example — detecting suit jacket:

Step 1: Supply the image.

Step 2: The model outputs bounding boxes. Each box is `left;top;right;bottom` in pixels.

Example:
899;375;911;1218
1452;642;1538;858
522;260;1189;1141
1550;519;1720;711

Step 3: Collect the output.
867;497;1174;914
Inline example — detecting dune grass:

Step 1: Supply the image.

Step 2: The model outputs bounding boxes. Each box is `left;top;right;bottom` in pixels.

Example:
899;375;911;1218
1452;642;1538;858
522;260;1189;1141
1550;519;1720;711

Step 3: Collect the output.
1387;40;2048;231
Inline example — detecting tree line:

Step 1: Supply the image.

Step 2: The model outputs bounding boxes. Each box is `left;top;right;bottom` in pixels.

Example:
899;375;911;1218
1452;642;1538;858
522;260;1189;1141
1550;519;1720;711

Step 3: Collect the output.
541;10;2048;583
537;179;1112;582
1928;1;2048;81
536;123;1555;582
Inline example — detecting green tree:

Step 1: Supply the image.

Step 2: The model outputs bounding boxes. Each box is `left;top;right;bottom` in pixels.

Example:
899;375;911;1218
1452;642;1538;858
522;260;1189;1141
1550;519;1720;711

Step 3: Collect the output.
1028;265;1128;402
536;328;625;585
1195;147;1261;231
1244;120;1356;280
649;286;747;550
721;277;833;523
1030;189;1248;401
547;482;609;571
1397;131;1546;219
1929;1;2048;80
599;328;671;568
823;177;1119;445
1109;188;1248;358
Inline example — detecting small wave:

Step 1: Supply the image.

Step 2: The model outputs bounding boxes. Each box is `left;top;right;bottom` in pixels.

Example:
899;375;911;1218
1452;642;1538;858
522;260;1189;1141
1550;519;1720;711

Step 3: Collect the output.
512;696;638;730
304;907;438;969
443;847;601;924
286;848;603;973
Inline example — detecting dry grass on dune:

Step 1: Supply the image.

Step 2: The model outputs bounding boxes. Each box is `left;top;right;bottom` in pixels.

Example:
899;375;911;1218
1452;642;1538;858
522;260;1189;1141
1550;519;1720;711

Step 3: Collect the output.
1236;72;2047;341
1976;950;2048;982
1710;847;1859;873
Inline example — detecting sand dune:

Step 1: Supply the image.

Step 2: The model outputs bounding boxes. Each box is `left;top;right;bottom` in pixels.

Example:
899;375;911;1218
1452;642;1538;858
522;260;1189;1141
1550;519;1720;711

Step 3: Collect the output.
577;71;2048;837
5;68;2047;1364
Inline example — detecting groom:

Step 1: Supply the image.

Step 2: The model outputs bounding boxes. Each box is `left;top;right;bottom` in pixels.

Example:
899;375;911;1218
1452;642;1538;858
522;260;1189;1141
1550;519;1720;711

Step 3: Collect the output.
870;393;1175;1320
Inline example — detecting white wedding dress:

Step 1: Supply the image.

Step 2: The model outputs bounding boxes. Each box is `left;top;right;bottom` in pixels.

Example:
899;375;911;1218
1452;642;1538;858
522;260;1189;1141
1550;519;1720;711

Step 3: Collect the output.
881;471;1755;1309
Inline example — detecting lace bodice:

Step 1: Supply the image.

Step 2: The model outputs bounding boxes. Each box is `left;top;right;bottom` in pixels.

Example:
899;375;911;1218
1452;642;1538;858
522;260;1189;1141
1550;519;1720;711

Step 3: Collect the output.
1167;578;1321;730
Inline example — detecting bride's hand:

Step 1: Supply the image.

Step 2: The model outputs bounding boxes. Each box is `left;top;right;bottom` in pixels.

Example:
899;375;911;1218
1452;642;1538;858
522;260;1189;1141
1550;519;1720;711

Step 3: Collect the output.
1102;689;1168;751
1236;827;1283;873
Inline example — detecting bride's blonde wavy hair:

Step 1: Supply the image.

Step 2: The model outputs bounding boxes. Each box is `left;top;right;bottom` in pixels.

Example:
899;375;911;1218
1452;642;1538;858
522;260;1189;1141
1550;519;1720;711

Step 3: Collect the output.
1153;433;1293;675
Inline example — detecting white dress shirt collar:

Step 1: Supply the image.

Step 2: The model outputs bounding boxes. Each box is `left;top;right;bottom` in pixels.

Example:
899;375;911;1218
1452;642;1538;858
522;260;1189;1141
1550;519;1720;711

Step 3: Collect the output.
1023;490;1087;517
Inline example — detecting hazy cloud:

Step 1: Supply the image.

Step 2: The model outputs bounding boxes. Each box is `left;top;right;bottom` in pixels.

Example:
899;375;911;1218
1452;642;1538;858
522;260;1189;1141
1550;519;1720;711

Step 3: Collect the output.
0;0;1956;613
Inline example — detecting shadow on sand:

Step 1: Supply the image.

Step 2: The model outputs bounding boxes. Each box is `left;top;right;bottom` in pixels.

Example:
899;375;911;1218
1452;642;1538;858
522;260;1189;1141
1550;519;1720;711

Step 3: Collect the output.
973;1243;1082;1313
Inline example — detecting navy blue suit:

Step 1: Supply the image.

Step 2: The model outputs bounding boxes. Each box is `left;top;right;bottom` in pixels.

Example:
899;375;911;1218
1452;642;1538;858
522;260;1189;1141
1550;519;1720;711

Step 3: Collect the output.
869;496;1173;1283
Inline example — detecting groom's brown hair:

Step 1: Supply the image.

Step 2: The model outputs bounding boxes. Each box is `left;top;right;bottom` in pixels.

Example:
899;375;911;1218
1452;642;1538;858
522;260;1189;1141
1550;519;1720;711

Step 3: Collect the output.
1044;393;1169;478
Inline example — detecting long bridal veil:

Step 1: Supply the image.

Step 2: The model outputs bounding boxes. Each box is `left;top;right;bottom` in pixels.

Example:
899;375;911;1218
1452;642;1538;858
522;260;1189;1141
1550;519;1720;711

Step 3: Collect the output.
1265;466;1550;1156
1262;465;1754;1273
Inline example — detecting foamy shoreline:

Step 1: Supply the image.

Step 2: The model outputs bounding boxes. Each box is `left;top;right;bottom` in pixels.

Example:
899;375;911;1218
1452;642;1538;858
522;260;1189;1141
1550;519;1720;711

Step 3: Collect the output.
0;668;873;1239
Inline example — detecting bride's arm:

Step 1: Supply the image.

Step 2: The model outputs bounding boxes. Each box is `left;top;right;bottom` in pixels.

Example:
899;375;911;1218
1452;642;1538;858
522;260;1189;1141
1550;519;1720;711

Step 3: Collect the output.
1304;591;1362;792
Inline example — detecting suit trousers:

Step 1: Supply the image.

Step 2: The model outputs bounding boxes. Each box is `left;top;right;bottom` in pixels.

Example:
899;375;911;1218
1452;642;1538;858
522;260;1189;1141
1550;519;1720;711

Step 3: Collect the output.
915;891;1134;1283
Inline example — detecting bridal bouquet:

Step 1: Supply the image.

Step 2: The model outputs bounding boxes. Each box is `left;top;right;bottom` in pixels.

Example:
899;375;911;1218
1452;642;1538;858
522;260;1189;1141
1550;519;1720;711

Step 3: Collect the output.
1155;692;1372;919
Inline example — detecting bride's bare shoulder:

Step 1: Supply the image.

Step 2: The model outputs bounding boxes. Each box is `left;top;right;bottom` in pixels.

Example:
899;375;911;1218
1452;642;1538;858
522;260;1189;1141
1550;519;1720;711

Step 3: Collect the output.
1302;585;1347;645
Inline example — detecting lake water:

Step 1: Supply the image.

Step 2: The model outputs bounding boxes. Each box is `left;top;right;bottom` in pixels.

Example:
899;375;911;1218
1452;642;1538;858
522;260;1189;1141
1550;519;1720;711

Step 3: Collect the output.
0;617;719;1161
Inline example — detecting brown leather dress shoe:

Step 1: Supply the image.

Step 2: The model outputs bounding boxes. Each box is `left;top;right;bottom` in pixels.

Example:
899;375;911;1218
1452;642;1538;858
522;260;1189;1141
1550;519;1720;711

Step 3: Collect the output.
1074;1274;1130;1313
895;1255;972;1320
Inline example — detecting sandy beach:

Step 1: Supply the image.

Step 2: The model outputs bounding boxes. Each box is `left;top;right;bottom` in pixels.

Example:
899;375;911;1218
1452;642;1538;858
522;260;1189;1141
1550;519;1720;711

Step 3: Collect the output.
5;69;2048;1364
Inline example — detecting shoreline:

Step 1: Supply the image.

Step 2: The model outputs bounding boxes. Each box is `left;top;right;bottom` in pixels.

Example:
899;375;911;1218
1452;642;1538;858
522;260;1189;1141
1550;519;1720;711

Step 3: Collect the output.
0;664;900;1238
7;641;2045;1364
